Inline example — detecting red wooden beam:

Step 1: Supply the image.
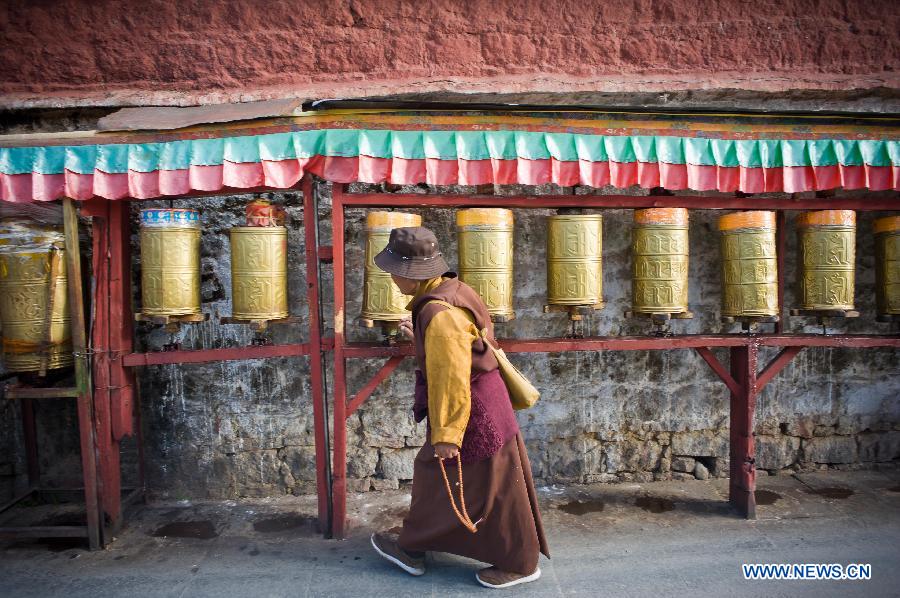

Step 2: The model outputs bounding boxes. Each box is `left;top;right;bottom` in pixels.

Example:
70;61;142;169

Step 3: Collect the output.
122;343;311;367
346;357;407;416
759;335;900;348
339;334;900;359
340;192;900;211
756;346;804;393
694;347;742;396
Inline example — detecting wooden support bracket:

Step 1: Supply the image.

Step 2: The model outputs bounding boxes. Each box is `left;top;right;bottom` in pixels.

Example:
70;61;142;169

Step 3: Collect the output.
346;356;406;416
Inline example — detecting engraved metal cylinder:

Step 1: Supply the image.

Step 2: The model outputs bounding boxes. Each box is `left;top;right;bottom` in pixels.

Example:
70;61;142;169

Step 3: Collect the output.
362;211;422;321
718;211;778;317
631;208;689;314
797;210;856;311
230;227;288;320
875;215;900;316
0;239;72;372
139;209;201;316
457;208;515;318
547;214;602;306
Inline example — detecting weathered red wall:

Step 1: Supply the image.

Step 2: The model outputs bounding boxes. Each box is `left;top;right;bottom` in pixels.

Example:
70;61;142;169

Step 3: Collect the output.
1;0;898;107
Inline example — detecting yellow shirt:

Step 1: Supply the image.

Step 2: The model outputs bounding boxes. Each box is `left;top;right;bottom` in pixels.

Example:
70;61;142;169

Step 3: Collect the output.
407;277;479;448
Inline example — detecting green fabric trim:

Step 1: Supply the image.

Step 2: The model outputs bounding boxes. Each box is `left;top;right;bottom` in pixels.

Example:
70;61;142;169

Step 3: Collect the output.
1;130;897;175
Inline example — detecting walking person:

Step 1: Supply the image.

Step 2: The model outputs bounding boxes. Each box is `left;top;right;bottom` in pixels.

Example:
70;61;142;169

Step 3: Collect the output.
369;226;549;589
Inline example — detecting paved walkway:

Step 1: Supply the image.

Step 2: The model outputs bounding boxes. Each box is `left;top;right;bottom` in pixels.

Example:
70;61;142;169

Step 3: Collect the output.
1;468;898;597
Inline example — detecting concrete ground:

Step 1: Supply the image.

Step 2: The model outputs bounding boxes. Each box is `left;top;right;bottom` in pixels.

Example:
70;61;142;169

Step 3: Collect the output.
1;468;898;597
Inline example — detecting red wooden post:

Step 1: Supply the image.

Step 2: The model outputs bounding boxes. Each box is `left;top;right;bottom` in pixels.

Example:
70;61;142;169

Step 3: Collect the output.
331;184;349;539
302;177;333;535
729;343;758;519
88;199;123;541
108;200;137;445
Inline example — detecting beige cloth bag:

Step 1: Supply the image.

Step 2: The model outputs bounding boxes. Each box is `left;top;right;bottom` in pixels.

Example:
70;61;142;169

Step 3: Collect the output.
427;300;540;410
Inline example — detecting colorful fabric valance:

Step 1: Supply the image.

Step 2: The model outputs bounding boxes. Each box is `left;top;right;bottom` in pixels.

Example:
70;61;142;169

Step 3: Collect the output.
1;113;898;202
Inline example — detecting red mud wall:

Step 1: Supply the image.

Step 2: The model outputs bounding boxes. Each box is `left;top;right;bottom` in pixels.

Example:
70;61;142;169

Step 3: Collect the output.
1;0;898;107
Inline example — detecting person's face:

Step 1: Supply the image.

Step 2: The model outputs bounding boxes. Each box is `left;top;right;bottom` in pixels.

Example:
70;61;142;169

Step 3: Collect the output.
391;273;419;295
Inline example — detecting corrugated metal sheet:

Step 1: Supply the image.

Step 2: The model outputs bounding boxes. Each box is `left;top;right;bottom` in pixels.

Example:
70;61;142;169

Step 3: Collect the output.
97;98;303;132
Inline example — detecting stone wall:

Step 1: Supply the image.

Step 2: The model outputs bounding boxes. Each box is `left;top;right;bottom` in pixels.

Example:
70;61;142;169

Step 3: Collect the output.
2;0;898;108
1;182;898;499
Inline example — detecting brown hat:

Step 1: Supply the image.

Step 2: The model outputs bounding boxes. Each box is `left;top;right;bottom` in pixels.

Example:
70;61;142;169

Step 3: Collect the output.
373;226;450;280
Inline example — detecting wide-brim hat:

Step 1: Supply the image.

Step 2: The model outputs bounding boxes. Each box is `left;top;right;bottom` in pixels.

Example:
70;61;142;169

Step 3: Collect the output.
373;226;450;280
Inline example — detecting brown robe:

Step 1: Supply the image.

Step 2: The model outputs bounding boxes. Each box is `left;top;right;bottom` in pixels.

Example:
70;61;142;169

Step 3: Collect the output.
398;433;550;574
398;275;550;574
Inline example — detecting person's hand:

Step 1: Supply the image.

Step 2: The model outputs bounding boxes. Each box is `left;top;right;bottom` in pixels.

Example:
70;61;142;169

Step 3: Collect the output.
398;318;413;340
433;442;459;459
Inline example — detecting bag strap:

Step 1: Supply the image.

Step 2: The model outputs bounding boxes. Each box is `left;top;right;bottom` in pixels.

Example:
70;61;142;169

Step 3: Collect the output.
425;299;495;348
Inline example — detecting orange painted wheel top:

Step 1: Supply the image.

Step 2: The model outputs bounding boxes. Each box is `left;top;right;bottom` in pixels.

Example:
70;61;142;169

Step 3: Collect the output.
634;207;689;226
797;209;856;227
457;208;514;227
717;211;776;231
874;215;900;234
366;210;422;229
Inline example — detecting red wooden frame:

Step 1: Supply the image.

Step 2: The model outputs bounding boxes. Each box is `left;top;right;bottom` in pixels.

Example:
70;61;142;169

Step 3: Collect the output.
327;183;900;539
58;179;898;543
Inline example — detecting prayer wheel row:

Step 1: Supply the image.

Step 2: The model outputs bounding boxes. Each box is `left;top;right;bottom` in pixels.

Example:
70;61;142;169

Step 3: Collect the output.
359;208;900;323
139;204;289;321
0;220;72;372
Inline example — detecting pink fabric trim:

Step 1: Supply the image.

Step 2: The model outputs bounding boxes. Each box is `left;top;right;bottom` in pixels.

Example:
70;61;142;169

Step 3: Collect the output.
609;161;638;189
223;161;264;188
357;155;391;183
516;158;551;186
426;158;457;186
552;159;580;187
578;160;610;188
389;157;426;185
1;159;897;202
685;164;718;191
659;163;687;190
458;159;493;186
491;159;517;185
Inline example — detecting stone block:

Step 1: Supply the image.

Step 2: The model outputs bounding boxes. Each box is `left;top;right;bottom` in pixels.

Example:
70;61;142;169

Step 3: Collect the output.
604;439;661;473
360;407;417;449
378;447;418;480
693;461;709;480
802;436;858;464
671;431;727;457
548;437;603;480
280;446;317;482
347;446;379;479
754;435;800;470
858;432;900;462
671;456;695;473
370;478;400;491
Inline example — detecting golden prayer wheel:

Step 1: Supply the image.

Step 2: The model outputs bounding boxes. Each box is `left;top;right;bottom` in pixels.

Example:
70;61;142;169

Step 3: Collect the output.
0;238;72;372
718;211;778;317
875;215;900;317
139;209;201;316
229;227;288;320
361;211;422;322
457;208;515;319
546;213;603;306
797;210;856;311
632;208;689;314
